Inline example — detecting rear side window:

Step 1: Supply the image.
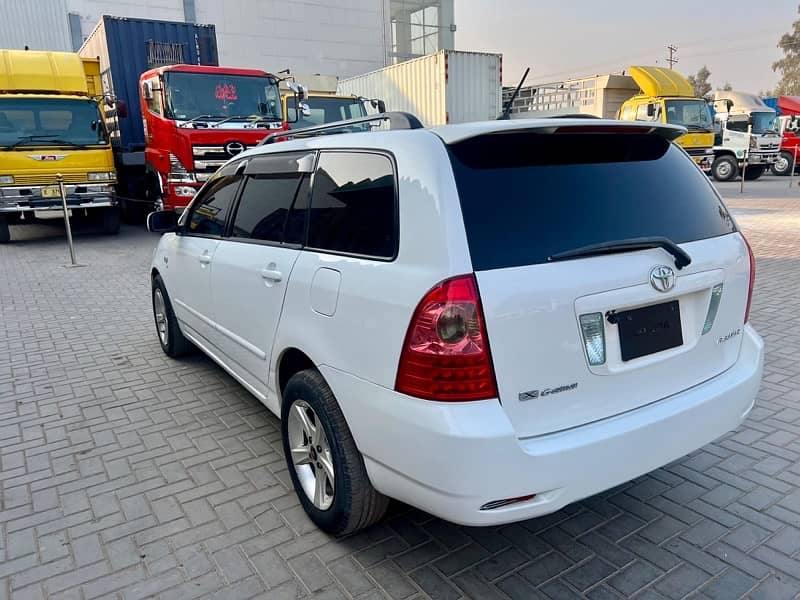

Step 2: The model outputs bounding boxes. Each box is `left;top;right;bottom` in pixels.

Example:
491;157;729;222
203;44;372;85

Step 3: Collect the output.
448;131;736;271
186;175;240;236
308;152;396;258
231;175;304;243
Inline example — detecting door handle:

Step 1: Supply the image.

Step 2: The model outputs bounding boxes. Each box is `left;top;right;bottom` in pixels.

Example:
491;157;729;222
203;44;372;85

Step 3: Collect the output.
261;268;283;282
198;255;212;265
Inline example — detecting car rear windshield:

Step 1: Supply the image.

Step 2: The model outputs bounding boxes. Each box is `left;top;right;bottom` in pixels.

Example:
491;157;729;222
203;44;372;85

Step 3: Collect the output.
447;131;736;271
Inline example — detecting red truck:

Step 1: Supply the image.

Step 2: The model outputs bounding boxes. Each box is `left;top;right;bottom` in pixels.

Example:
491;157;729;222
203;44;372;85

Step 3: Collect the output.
139;64;288;212
80;16;292;219
764;95;800;175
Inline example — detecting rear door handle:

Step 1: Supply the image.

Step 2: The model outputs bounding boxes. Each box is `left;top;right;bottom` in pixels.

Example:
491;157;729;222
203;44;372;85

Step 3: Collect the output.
261;268;283;282
198;255;212;265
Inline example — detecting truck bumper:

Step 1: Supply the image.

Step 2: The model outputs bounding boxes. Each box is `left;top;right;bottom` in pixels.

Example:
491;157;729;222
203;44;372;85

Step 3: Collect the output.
746;152;778;165
0;184;116;214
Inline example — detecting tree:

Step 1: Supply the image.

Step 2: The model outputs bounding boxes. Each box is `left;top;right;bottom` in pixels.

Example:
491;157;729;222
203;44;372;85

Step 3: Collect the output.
773;5;800;95
721;81;733;91
687;65;712;98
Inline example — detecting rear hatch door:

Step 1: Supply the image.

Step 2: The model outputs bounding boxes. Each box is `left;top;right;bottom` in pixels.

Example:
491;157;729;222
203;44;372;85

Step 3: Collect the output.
448;127;749;439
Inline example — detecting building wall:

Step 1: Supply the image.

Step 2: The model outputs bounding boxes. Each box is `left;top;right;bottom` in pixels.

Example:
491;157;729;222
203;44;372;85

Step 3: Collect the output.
0;0;72;52
0;0;453;79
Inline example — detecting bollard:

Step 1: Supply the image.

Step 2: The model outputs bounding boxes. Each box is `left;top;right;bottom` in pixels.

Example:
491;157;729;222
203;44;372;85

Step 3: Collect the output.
791;151;797;189
739;154;747;194
56;173;78;266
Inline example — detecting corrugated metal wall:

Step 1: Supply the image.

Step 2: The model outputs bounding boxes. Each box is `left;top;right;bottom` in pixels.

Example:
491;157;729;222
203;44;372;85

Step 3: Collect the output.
339;50;501;127
0;0;72;51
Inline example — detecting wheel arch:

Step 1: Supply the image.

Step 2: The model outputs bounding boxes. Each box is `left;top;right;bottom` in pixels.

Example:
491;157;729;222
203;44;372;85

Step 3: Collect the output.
276;347;318;409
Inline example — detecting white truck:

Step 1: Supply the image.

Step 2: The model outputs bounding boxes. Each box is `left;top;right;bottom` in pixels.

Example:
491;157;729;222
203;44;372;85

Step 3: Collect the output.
710;90;781;181
337;50;502;127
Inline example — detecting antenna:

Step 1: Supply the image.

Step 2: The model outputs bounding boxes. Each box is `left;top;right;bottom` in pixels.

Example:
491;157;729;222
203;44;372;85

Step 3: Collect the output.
666;44;678;69
498;67;531;120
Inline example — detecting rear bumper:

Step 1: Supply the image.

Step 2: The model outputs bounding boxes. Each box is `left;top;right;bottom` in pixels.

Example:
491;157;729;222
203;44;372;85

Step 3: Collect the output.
323;325;763;526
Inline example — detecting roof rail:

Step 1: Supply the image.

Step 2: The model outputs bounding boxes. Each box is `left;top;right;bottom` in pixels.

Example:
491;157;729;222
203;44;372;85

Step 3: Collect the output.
545;113;602;119
259;111;424;145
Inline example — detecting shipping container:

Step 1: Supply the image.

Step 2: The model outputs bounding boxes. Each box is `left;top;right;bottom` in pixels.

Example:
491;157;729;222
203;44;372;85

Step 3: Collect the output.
78;15;218;157
337;50;502;127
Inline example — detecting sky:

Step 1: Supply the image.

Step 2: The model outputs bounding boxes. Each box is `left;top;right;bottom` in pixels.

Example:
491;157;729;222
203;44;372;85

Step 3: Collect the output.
455;0;797;94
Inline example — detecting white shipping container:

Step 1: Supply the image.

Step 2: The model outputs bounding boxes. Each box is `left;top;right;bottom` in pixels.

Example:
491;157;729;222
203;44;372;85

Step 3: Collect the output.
338;50;502;127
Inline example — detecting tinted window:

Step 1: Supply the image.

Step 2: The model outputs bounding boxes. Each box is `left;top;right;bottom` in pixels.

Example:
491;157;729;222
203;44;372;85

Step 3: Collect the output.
231;175;303;242
285;176;310;245
187;175;240;236
308;153;395;258
449;132;736;271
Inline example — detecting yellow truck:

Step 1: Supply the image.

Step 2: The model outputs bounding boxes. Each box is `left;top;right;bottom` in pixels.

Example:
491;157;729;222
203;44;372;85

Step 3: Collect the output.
279;73;382;129
618;66;715;172
0;49;118;242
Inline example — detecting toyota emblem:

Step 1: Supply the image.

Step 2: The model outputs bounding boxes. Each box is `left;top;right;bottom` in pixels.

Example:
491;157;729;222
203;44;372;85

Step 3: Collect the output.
225;141;245;156
650;265;676;293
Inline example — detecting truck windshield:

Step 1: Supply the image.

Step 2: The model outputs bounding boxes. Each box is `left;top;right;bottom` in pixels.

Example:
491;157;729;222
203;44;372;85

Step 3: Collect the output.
163;72;282;122
287;96;368;129
750;112;778;134
0;98;107;148
664;99;713;131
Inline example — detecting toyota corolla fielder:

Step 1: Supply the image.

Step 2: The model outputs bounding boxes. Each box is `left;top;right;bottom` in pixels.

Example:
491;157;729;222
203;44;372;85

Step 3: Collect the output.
147;117;764;535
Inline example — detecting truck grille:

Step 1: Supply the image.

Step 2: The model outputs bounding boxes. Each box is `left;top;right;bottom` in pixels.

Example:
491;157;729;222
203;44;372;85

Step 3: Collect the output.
12;174;88;185
192;145;249;177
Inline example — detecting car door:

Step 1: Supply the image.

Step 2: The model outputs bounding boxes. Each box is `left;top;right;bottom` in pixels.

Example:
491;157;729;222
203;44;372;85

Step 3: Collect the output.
168;171;241;345
209;151;315;394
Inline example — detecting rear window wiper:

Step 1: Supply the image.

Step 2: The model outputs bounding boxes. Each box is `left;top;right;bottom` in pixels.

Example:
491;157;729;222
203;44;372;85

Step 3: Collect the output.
547;236;692;270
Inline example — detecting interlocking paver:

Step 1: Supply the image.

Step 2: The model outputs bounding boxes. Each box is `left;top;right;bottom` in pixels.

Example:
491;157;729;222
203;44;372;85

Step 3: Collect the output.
1;180;800;598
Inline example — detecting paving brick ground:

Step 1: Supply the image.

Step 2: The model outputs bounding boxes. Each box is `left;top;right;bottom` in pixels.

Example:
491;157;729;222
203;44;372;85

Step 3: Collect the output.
1;176;800;599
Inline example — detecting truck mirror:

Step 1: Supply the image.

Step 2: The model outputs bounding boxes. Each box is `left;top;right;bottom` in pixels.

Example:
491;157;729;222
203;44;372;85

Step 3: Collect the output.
147;209;178;233
375;99;386;113
117;100;128;119
141;81;153;101
727;100;734;111
646;103;655;118
299;102;311;117
286;81;306;101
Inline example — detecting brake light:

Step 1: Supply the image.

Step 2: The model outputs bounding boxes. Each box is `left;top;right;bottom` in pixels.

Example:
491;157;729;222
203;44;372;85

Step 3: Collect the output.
744;235;756;323
396;275;498;401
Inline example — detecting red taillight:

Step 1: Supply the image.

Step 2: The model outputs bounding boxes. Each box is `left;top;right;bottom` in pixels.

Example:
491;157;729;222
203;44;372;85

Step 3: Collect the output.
744;235;756;323
396;274;498;402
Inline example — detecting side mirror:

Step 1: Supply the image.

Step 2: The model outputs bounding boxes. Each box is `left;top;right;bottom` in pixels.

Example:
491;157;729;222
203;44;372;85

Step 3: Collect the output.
286;81;307;101
147;210;178;233
299;102;311;117
141;81;153;100
375;99;386;113
116;100;128;119
726;100;734;111
646;103;655;118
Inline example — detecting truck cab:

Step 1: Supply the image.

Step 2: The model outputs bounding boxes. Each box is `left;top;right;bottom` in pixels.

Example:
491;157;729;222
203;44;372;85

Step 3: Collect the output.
0;50;118;242
138;65;288;213
618;66;715;173
709;91;780;181
279;74;376;130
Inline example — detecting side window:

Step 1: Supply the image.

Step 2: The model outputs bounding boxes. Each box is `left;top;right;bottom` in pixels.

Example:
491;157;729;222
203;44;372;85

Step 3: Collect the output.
308;152;396;258
619;105;635;121
635;103;651;121
231;174;303;243
284;176;310;245
145;78;162;115
186;175;240;236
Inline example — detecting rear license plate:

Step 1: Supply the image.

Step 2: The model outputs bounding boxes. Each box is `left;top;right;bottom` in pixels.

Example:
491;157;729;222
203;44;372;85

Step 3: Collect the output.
41;185;61;198
617;300;683;361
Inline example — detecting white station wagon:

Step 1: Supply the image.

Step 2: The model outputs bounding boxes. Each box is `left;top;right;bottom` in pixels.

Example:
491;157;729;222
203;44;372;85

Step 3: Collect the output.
148;115;764;535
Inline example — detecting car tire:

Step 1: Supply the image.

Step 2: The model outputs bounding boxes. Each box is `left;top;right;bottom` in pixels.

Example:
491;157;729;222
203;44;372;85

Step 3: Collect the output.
0;216;9;243
281;369;389;535
152;274;193;357
712;155;739;182
743;165;765;181
772;151;793;176
102;206;121;235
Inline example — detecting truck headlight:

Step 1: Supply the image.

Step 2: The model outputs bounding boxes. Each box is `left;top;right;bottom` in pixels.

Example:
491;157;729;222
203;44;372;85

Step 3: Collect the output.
88;172;115;181
0;175;14;184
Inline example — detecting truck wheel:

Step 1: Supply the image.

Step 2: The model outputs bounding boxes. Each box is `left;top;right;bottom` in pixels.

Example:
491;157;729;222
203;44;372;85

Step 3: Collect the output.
0;217;10;243
743;165;765;181
102;206;121;235
712;156;738;182
772;151;793;176
282;369;389;536
152;274;193;357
